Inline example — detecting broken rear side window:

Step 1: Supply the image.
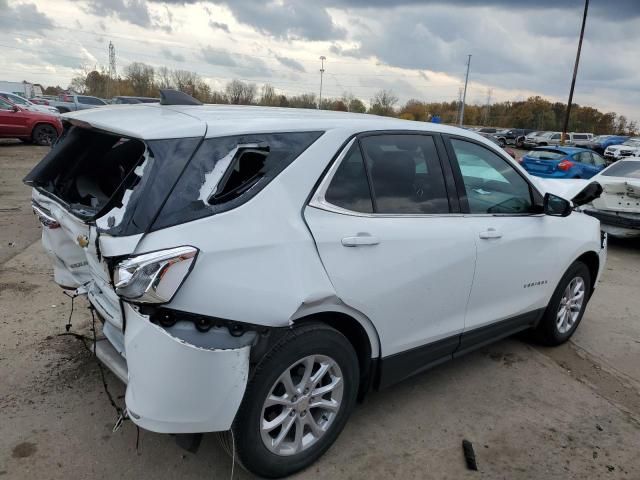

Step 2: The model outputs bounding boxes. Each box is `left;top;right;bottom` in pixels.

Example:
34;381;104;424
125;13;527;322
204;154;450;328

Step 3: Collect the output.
152;131;323;231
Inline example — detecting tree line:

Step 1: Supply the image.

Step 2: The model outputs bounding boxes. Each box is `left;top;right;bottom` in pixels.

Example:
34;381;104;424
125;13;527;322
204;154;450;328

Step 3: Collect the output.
42;62;637;135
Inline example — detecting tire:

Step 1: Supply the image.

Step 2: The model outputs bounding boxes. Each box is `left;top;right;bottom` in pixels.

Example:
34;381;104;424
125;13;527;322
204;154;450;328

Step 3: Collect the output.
230;323;359;478
533;261;591;346
32;124;58;146
498;138;506;147
515;137;525;148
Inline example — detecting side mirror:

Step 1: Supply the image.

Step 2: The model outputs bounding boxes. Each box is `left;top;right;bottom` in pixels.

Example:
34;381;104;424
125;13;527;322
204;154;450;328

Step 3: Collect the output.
544;193;572;217
12;105;19;112
572;181;603;206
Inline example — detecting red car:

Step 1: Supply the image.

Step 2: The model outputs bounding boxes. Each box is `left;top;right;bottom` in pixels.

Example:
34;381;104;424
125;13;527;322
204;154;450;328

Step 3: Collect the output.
0;97;63;145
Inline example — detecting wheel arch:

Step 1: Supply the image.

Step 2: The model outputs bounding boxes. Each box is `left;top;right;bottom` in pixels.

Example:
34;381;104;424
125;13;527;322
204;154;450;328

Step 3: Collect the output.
31;121;59;135
291;306;381;400
575;250;599;295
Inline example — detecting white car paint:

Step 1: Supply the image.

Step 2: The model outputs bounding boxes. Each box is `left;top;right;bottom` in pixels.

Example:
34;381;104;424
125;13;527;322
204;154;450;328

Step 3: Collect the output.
604;139;640;161
29;105;606;437
582;157;640;238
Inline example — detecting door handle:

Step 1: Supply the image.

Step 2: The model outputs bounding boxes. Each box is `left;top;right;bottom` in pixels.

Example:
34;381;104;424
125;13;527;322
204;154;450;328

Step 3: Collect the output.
341;234;380;247
478;228;502;239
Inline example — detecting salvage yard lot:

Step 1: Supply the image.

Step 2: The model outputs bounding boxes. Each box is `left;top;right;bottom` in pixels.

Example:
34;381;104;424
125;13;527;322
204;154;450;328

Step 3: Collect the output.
1;141;639;479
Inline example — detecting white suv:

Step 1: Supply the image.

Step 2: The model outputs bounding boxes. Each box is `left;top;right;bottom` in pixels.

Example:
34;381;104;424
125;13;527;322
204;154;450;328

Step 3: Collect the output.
26;92;606;478
604;137;640;162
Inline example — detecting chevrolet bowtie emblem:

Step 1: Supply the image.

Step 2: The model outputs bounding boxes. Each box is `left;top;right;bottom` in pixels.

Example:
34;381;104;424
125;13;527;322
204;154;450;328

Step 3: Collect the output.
77;235;89;248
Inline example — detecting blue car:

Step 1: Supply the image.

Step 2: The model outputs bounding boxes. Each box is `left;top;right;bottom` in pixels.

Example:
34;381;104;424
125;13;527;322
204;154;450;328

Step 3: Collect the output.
586;135;629;154
520;146;607;179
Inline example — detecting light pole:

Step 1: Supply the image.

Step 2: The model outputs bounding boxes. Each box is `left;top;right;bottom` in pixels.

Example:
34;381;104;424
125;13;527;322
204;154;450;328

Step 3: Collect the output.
459;54;471;126
319;56;326;110
561;0;589;145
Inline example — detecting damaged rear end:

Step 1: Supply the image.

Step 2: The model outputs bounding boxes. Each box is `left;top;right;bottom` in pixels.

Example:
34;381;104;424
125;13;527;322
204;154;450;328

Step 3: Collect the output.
24;118;255;433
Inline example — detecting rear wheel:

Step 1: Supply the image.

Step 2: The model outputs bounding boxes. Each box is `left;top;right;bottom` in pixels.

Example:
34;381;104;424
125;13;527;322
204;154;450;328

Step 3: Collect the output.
229;323;359;478
32;124;58;146
533;261;591;346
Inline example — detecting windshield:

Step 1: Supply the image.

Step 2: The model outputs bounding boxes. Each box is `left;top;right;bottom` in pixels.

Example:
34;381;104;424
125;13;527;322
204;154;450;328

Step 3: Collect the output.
602;161;640;179
622;139;640;146
526;150;565;160
3;93;29;105
592;135;610;142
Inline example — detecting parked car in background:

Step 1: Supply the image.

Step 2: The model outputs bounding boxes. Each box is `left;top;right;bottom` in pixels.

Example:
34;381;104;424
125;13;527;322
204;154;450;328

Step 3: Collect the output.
29;95;59;106
479;132;517;158
571;133;594;147
111;96;159;104
0;91;59;115
25;94;606;478
534;131;563;146
582;158;640;238
603;138;640;162
0;96;62;145
521;146;606;179
586;135;629;154
523;131;548;148
493;128;535;148
51;94;107;113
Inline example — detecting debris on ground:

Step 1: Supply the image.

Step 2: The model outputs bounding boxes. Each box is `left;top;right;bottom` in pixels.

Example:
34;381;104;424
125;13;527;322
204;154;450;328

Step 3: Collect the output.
462;439;478;471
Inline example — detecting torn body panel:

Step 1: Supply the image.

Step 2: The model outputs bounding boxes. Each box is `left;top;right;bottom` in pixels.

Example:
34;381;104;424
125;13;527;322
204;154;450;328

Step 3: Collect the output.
123;303;251;433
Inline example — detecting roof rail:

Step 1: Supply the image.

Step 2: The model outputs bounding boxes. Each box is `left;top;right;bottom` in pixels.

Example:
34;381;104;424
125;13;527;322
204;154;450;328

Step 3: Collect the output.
159;89;202;106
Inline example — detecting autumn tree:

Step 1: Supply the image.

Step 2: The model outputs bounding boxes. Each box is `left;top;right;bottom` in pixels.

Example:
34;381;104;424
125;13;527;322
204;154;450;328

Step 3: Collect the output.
225;79;257;104
369;89;398;116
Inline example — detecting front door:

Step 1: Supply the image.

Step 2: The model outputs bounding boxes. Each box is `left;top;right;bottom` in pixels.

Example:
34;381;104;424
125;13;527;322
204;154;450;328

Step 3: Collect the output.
444;137;558;349
304;134;477;371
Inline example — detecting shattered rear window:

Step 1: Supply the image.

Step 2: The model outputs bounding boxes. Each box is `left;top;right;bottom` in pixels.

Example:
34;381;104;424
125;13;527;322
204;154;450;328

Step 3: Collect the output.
152;131;323;231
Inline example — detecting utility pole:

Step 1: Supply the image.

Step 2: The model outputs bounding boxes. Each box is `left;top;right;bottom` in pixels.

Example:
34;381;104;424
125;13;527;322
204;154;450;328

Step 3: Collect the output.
459;54;471;126
562;0;589;145
318;56;326;110
108;41;117;98
455;87;463;124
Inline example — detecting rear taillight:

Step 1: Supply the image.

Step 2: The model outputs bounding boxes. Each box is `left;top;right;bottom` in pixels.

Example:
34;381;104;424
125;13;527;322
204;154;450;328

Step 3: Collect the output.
32;204;60;229
558;159;574;171
114;246;198;304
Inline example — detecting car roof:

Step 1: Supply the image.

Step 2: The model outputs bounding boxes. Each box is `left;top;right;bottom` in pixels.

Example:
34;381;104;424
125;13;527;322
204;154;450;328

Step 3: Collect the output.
63;103;480;140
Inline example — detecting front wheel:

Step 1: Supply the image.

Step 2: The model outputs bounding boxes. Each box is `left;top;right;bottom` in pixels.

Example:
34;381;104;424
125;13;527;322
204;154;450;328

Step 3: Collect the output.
533;261;591;346
32;124;58;146
230;323;359;478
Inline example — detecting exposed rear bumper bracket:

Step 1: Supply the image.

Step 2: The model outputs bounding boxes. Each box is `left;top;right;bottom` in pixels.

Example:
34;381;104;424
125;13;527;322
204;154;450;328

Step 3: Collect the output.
91;338;128;384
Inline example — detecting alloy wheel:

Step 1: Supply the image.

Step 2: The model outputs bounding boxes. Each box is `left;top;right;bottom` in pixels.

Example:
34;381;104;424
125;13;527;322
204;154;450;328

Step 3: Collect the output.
556;276;585;334
260;354;344;456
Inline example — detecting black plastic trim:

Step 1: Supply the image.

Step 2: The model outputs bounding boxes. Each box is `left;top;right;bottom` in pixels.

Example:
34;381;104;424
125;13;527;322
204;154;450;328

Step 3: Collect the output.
376;308;544;389
455;309;543;357
159;89;202;106
377;335;460;389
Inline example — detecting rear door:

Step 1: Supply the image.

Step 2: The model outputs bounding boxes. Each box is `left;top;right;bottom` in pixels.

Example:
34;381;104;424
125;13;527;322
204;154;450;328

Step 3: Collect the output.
444;136;558;351
305;133;477;375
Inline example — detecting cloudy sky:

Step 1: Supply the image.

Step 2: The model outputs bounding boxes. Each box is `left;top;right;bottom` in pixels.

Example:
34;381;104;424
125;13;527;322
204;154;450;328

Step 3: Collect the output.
2;0;639;119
